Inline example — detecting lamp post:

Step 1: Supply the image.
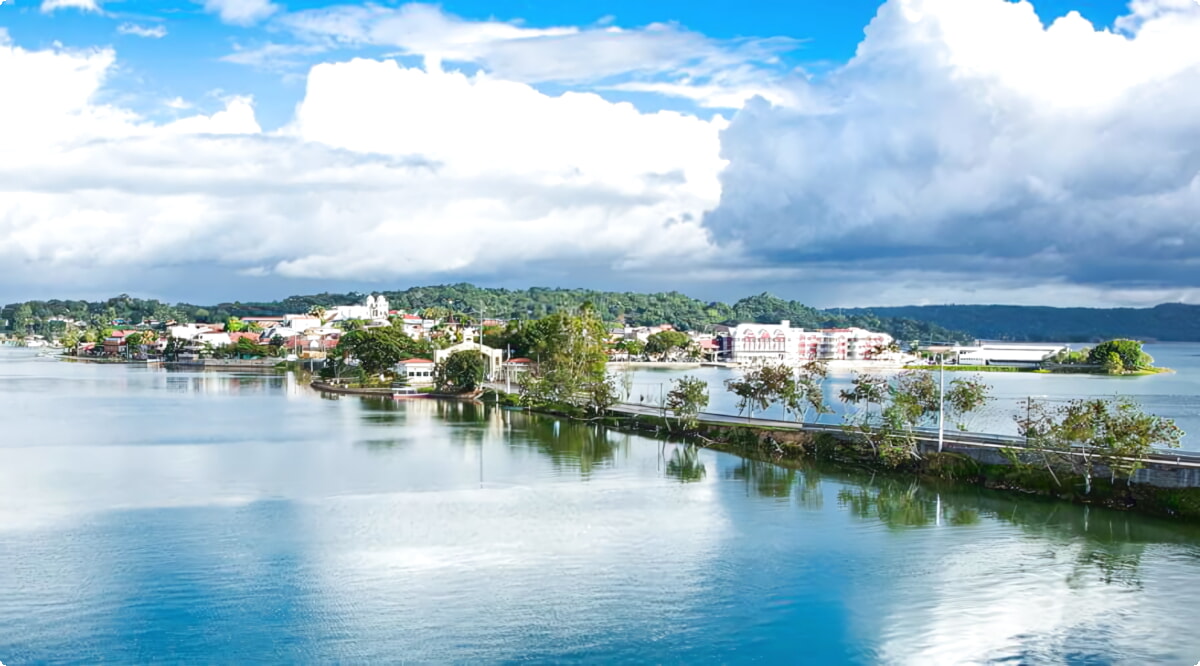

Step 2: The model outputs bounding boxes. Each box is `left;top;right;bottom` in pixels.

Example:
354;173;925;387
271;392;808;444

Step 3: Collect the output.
937;352;945;453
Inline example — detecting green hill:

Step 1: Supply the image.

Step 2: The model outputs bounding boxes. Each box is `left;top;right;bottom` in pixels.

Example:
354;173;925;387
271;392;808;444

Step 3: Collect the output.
2;284;968;343
841;304;1200;342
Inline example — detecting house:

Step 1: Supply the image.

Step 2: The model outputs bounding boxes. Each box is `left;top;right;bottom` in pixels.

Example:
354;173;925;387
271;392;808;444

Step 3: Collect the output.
241;316;285;328
395;358;436;385
102;330;134;356
398;313;427;338
501;357;533;383
434;342;505;380
282;315;322;331
228;332;264;345
168;323;213;341
195;331;232;348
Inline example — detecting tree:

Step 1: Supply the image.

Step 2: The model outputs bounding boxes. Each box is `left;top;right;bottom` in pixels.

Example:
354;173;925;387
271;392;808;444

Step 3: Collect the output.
435;350;487;393
336;330;404;376
1103;351;1125;374
665;376;710;432
943;375;992;431
840;370;992;467
519;306;610;410
225;317;247;333
645;330;692;359
1015;397;1183;494
793;361;833;423
1088;339;1151;372
61;329;80;353
724;364;792;419
13;303;33;335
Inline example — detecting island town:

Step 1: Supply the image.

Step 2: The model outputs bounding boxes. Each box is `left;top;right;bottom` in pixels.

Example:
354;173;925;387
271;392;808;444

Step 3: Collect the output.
7;292;1095;376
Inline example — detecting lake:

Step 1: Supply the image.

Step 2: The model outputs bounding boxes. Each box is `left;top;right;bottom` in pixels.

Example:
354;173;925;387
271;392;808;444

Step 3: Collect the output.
621;342;1200;451
2;348;1200;664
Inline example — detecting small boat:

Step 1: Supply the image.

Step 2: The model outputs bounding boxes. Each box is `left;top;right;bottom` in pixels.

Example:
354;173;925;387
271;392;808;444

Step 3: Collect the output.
392;386;428;399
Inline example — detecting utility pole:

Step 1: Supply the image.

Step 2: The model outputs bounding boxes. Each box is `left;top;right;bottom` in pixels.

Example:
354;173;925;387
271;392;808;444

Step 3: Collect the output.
937;352;945;453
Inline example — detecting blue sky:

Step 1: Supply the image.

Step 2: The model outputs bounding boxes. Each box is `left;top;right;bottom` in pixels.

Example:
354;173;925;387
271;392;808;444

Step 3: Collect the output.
2;0;1198;307
1;0;1132;126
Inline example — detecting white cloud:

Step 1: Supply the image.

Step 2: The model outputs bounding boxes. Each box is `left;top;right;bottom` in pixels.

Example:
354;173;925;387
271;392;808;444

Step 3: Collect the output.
0;40;725;294
220;42;329;71
201;0;278;26
273;3;799;109
704;0;1200;303
41;0;100;13
117;23;167;39
164;96;192;110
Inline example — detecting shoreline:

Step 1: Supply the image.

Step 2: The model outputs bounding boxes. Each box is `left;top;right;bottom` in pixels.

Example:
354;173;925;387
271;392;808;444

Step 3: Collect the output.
903;364;1175;375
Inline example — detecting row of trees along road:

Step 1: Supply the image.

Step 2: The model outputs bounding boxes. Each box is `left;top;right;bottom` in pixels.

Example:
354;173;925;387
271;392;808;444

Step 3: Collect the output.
720;365;990;467
1014;397;1183;495
712;362;1182;488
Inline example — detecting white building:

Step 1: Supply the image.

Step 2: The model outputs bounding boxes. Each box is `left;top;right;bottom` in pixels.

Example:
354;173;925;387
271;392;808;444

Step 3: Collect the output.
395;358;435;385
434;341;505;380
933;342;1069;367
716;321;893;365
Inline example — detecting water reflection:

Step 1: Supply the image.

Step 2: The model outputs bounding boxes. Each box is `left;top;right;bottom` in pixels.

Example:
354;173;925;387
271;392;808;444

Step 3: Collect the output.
727;459;799;500
663;445;707;483
510;416;623;477
837;480;980;529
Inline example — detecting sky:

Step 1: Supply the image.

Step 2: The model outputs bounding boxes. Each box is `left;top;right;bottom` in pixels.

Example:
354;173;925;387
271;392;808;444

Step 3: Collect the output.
1;0;1198;308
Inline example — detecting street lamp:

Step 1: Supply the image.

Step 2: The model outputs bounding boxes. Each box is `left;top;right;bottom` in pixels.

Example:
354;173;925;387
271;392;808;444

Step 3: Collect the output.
937;352;945;453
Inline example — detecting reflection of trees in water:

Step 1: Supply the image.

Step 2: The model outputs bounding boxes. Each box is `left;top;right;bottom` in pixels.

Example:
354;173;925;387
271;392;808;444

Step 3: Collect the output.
835;480;981;529
1068;540;1145;589
795;466;824;510
830;476;1173;587
358;397;409;424
727;459;799;500
514;418;622;477
663;445;706;483
722;458;825;507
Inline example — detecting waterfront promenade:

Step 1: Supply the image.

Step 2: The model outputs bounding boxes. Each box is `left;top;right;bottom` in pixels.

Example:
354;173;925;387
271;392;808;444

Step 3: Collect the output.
607;402;1200;487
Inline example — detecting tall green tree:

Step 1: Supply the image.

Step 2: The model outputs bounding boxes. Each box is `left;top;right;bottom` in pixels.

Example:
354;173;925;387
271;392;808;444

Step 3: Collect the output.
1088;339;1151;373
435;350;487;393
519;306;611;411
644;330;692;359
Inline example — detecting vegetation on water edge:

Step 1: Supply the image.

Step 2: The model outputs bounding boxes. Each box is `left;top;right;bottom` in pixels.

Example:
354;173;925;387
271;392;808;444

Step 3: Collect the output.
905;364;1025;373
613;414;1200;521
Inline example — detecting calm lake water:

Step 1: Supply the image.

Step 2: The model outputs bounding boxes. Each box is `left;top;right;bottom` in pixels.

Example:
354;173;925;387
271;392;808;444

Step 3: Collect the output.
624;342;1200;451
2;348;1200;664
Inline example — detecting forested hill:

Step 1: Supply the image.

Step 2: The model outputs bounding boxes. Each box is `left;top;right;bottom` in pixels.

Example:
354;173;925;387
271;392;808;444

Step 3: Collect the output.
841;304;1200;342
1;285;968;342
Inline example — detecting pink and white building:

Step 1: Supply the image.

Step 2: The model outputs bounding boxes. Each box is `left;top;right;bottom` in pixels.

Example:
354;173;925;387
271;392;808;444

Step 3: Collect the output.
716;321;892;365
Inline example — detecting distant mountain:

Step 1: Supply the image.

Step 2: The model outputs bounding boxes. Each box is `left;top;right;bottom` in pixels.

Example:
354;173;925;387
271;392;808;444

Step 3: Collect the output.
839;304;1200;342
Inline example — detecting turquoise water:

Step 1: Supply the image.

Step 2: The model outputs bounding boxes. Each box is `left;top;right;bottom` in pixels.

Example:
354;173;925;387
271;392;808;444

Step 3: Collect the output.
2;348;1200;664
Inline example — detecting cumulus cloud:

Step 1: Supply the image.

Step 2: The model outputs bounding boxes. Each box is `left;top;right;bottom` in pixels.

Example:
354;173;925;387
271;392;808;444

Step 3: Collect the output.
272;3;799;109
704;0;1200;304
41;0;100;13
117;23;167;39
200;0;278;26
0;40;725;296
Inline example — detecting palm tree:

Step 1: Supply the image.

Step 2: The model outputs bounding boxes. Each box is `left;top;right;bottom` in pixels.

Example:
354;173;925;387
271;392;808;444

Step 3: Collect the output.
308;305;329;325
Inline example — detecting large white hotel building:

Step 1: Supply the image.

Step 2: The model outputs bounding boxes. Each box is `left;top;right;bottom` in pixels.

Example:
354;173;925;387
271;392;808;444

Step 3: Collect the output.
714;321;893;365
